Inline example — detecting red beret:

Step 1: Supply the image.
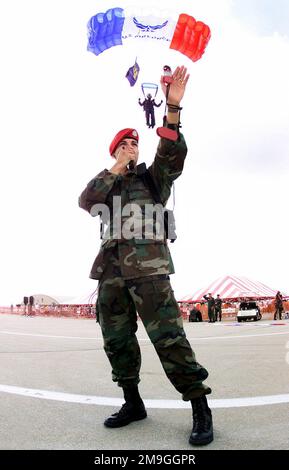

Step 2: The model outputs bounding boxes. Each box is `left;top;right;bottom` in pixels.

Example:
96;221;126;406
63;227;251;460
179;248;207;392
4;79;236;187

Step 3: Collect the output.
109;128;139;156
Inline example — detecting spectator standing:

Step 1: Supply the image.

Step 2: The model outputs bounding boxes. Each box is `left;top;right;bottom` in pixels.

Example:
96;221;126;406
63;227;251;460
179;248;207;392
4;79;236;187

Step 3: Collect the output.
203;293;215;323
274;291;283;320
215;295;222;321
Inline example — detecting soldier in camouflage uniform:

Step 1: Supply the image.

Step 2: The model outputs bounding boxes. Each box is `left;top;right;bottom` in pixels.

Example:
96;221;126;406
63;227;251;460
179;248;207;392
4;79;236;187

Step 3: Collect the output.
203;293;216;323
79;66;213;446
215;294;223;321
274;291;283;320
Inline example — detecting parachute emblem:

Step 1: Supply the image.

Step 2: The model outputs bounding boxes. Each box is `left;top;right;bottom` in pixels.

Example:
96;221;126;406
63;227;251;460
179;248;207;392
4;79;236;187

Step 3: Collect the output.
132;17;169;33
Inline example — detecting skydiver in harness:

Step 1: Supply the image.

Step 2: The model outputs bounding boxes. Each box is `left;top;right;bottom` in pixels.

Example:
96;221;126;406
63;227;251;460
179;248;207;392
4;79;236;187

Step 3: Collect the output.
138;94;163;128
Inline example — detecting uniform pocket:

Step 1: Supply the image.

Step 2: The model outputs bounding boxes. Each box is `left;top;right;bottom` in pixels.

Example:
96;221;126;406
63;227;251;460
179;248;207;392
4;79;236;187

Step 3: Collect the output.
152;280;180;314
134;239;170;275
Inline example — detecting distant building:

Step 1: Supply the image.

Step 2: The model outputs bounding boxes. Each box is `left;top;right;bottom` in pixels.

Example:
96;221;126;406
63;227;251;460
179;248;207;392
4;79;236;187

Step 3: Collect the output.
32;294;60;306
31;291;97;306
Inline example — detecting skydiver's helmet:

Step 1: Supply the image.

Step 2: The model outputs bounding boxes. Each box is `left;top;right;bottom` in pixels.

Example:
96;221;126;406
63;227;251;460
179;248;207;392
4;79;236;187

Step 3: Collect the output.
147;93;152;99
162;65;173;86
163;65;172;75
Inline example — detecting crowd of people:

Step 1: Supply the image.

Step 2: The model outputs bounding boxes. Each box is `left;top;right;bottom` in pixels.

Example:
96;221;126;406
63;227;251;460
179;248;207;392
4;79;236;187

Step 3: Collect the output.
187;293;223;323
182;291;288;323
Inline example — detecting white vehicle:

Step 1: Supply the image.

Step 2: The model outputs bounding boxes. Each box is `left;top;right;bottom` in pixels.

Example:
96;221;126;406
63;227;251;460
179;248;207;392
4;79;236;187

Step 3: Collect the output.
237;301;262;322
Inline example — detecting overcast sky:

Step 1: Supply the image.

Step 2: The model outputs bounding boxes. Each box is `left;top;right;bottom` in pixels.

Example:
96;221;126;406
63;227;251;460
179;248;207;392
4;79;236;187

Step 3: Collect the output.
0;0;288;305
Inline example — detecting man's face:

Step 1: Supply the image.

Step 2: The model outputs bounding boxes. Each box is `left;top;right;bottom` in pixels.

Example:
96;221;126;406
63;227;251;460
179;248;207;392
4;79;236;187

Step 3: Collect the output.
114;138;139;166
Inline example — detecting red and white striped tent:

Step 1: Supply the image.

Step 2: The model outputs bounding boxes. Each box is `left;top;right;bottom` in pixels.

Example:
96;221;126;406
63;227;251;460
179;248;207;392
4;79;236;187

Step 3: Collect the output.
180;275;283;302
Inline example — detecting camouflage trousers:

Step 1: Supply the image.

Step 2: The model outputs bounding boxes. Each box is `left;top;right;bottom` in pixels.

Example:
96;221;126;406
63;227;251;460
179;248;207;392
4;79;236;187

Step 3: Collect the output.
215;308;222;321
96;257;211;401
274;306;283;320
208;307;215;322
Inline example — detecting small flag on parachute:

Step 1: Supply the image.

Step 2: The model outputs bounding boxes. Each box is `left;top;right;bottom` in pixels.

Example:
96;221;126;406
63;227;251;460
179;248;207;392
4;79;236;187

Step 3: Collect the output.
125;59;140;87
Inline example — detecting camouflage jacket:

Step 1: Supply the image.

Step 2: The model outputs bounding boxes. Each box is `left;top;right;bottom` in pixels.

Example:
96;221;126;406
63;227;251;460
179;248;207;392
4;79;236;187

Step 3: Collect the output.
215;298;222;310
203;295;215;310
275;294;283;308
79;128;187;280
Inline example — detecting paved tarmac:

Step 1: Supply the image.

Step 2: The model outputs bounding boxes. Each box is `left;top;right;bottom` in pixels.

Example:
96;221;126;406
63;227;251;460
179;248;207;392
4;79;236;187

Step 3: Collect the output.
0;313;289;450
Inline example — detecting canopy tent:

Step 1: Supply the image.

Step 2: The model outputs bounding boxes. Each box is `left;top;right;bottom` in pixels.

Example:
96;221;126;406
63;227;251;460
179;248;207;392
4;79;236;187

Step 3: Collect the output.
180;275;286;303
31;290;97;306
57;291;97;305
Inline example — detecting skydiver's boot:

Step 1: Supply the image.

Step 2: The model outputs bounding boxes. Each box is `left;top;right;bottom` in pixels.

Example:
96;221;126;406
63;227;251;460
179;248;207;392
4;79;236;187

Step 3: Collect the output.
189;395;214;446
104;385;147;428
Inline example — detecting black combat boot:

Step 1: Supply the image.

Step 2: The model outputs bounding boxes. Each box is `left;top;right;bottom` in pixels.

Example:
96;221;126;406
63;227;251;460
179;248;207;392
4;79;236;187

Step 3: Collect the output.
189;395;213;446
104;385;147;428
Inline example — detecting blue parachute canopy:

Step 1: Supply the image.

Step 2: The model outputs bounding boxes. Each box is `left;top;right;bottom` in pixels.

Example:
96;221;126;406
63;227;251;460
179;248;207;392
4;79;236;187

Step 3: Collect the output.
87;7;125;55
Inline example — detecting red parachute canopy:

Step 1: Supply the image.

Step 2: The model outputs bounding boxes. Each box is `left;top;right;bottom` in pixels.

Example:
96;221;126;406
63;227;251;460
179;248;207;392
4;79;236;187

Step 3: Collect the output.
170;14;211;61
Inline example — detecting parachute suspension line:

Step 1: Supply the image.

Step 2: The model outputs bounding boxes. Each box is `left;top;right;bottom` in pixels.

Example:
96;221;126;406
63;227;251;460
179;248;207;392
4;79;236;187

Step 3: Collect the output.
163;81;183;130
163;83;170;124
141;82;158;98
156;78;182;141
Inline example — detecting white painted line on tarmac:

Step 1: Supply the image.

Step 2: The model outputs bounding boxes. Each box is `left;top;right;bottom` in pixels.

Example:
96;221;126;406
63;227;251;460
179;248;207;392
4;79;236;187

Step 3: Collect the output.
0;384;289;409
187;331;289;341
1;329;289;342
0;330;98;340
